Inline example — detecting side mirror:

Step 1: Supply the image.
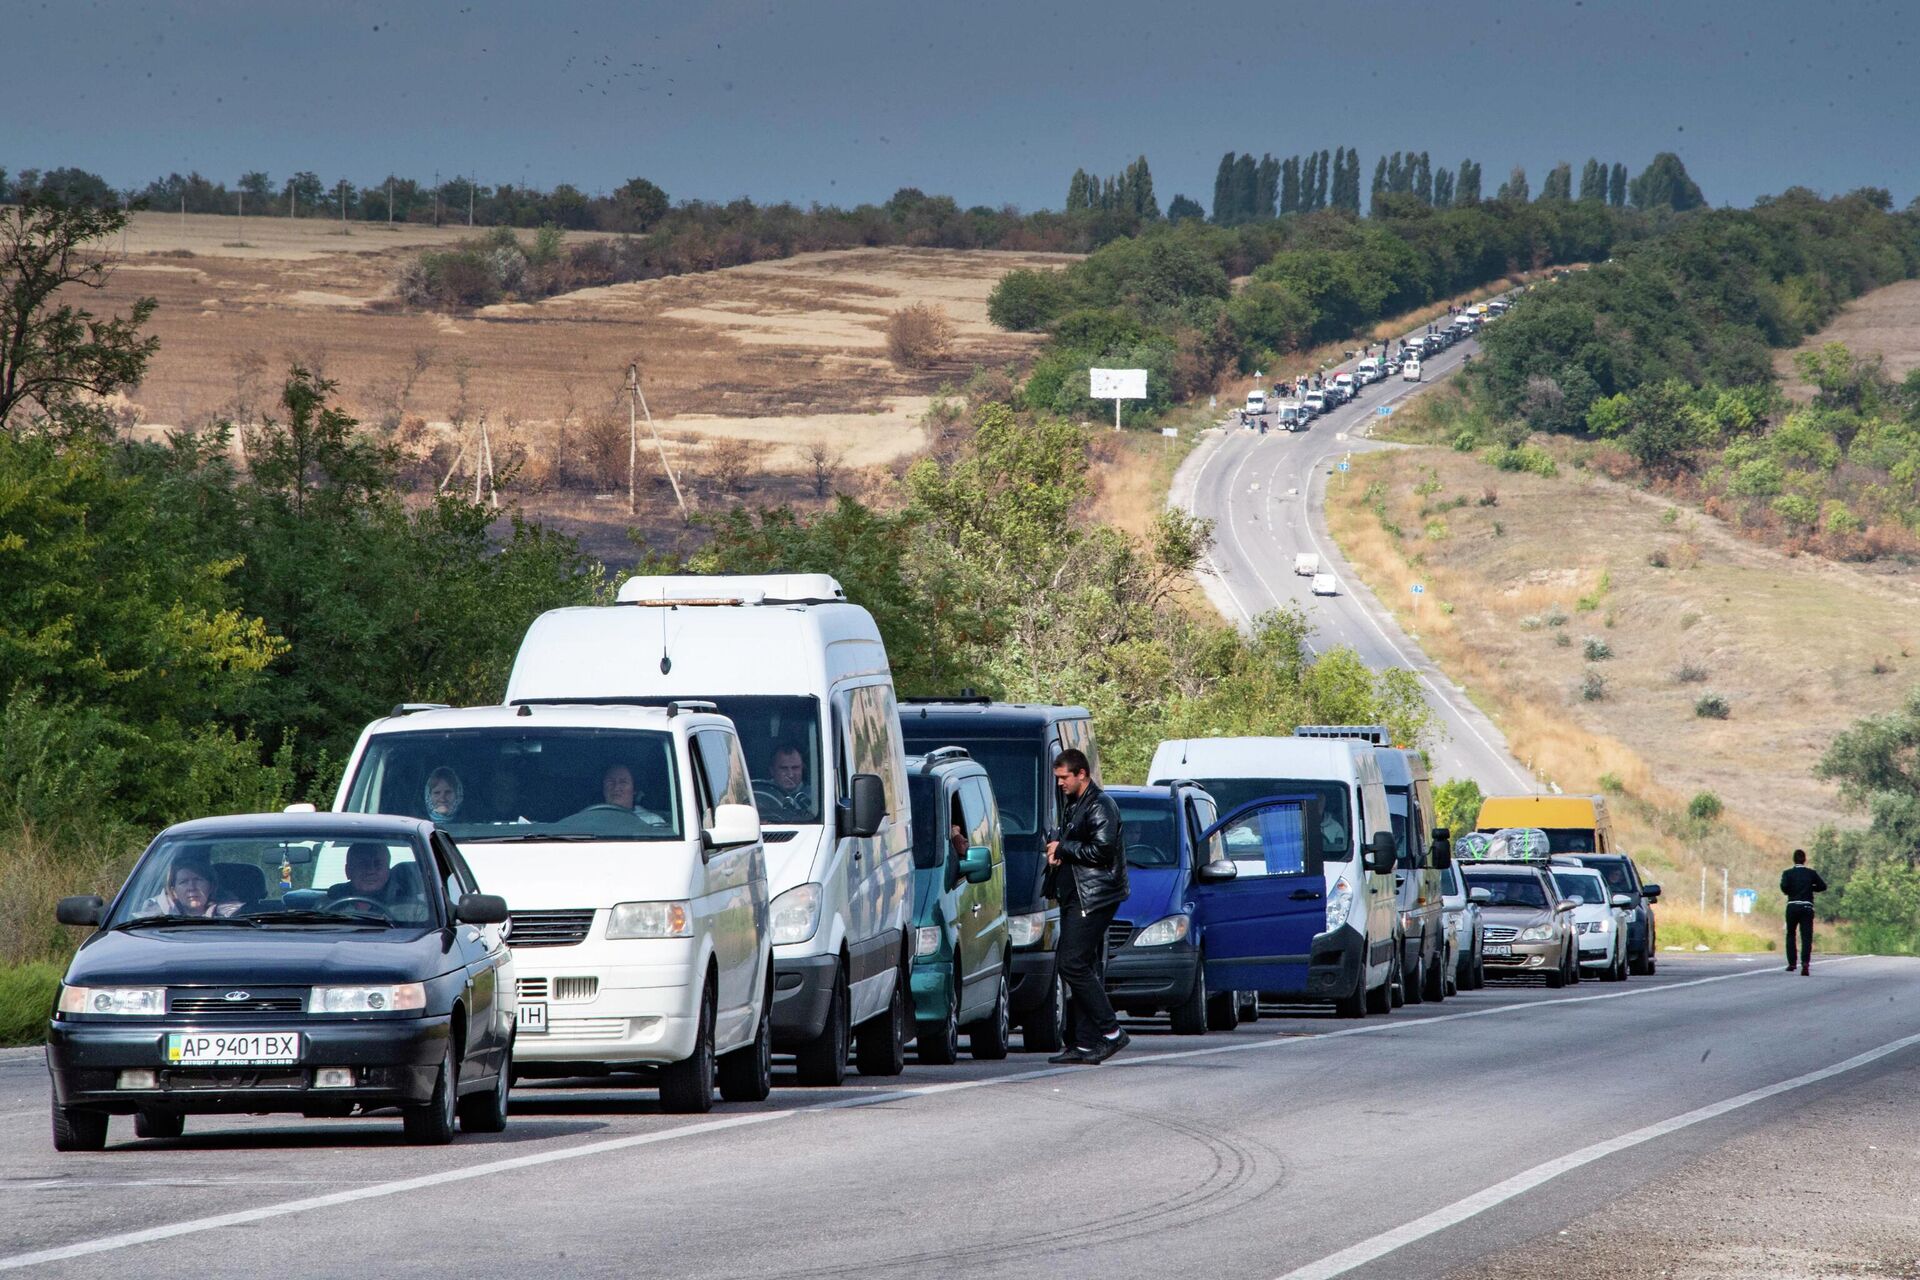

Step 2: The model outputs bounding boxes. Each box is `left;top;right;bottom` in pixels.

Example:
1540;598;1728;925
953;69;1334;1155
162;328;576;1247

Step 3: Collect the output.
1366;831;1397;875
454;893;509;926
1196;859;1239;884
959;844;993;885
1468;887;1492;905
1555;899;1578;914
1610;893;1633;908
1641;883;1662;901
841;773;885;839
1430;827;1452;870
57;895;104;927
703;802;761;852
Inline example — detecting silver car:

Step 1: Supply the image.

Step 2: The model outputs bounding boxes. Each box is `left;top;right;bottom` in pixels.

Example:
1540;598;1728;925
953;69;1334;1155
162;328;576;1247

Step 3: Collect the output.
1439;860;1485;991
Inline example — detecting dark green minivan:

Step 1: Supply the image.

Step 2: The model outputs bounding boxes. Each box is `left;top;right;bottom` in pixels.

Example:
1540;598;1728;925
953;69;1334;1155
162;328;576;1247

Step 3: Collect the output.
905;749;1011;1063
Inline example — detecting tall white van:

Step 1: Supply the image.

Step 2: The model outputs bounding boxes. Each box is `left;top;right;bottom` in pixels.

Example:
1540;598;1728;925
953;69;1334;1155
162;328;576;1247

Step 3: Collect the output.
334;703;772;1113
1148;737;1399;1016
504;574;915;1085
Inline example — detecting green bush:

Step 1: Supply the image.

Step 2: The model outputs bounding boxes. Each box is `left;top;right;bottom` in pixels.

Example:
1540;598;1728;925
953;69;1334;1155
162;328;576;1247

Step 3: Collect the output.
1485;442;1559;477
1695;691;1731;719
1687;791;1723;823
1583;636;1613;661
1598;772;1624;794
1580;669;1608;701
0;963;60;1048
1433;778;1483;834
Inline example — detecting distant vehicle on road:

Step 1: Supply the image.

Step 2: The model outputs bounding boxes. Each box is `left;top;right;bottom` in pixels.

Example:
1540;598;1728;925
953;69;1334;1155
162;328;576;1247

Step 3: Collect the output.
1277;403;1305;432
1311;572;1339;596
1438;859;1486;991
48;812;515;1150
1304;390;1329;415
1356;359;1383;384
1403;358;1423;381
1457;833;1579;987
1374;744;1450;1005
1245;390;1267;419
904;749;1011;1062
1294;552;1320;576
1557;853;1662;975
1551;862;1630;982
1333;372;1357;400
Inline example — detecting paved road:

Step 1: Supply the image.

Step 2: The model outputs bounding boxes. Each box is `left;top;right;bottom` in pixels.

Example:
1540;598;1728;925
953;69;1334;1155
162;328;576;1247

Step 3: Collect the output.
1172;323;1536;791
3;956;1916;1277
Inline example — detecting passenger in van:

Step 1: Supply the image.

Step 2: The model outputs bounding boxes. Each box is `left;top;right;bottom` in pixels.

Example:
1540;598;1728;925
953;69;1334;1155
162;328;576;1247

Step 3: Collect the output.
600;763;669;826
757;743;817;823
424;766;464;824
140;854;241;918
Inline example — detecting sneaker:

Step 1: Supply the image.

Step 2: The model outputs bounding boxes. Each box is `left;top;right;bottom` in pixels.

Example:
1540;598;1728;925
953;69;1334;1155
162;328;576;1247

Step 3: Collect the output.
1047;1048;1094;1065
1085;1030;1132;1064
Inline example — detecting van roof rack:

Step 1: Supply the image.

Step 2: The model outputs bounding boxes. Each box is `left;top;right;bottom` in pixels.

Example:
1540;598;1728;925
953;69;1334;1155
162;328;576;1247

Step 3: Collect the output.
666;700;718;717
390;703;451;717
914;746;973;767
1293;724;1391;744
900;694;995;706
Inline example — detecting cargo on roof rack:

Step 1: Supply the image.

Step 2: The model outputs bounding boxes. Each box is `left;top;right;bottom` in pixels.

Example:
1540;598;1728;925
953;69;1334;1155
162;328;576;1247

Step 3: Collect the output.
1292;724;1391;744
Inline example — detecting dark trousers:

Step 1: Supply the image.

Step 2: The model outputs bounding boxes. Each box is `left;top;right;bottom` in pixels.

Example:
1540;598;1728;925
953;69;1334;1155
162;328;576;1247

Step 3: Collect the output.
1785;903;1815;970
1056;900;1121;1047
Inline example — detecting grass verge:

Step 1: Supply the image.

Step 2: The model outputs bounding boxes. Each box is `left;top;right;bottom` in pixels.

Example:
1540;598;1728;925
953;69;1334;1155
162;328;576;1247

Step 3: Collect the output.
0;963;59;1048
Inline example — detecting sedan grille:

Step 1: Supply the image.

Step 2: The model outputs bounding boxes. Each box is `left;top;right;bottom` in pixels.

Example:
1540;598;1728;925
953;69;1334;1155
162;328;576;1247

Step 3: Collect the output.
508;910;594;948
169;994;305;1015
1483;925;1519;943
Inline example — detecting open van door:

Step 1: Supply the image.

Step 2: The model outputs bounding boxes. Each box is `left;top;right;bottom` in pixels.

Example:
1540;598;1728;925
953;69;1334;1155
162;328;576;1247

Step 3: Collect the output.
1192;795;1326;998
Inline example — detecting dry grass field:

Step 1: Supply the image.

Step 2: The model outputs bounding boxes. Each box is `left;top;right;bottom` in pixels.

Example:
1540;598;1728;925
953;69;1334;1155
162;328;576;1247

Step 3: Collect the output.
1776;277;1920;397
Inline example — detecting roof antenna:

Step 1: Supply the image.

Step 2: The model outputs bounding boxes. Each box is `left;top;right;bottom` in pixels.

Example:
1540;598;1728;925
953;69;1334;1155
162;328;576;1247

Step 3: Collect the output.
658;594;672;675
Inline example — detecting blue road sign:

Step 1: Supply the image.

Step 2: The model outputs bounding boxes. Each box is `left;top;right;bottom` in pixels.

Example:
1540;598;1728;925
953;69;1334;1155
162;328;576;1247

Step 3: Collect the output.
1338;460;1350;473
1411;583;1425;595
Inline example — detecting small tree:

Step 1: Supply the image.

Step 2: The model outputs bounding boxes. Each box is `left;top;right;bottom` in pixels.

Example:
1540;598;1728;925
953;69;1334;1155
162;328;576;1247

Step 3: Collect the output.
806;440;843;499
887;303;955;369
705;436;755;496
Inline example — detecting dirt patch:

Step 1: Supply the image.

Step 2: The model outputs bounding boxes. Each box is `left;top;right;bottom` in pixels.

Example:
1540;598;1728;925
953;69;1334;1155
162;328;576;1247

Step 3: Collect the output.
1777;278;1920;399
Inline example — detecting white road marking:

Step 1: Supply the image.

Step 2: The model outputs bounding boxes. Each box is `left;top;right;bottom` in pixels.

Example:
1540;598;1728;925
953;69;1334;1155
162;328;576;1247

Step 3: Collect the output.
1275;1023;1920;1280
0;959;1837;1271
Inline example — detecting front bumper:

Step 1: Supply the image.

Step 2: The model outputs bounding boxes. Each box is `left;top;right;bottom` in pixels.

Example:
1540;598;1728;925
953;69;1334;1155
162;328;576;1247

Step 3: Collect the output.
47;1015;449;1116
513;953;704;1068
1578;937;1615;966
1304;924;1367;1001
770;953;840;1047
1104;943;1200;1009
1484;939;1559;972
1008;944;1058;1019
910;953;954;1023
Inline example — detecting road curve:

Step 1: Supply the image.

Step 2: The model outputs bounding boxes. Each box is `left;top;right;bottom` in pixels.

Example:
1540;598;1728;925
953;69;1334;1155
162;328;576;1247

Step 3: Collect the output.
1171;324;1536;791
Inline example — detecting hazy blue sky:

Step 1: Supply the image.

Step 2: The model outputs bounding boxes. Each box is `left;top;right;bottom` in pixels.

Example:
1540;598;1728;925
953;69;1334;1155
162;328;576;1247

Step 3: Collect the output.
5;0;1914;211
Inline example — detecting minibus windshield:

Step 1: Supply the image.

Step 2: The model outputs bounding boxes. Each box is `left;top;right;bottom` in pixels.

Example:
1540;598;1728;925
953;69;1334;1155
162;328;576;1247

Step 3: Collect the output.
343;727;684;842
1186;778;1351;857
1114;797;1179;868
900;736;1045;838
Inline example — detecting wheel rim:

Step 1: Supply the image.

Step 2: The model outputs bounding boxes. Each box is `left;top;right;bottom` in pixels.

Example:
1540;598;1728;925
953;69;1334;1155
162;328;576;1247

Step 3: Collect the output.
438;1048;457;1130
995;975;1009;1043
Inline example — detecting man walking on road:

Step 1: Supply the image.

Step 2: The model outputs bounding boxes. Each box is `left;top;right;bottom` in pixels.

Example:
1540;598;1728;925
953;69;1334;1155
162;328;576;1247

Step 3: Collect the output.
1045;749;1131;1065
1780;848;1827;975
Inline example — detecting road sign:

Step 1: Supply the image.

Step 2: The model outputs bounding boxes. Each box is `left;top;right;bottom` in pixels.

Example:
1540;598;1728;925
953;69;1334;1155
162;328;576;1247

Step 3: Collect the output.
1376;405;1394;416
1411;583;1425;595
1337;460;1350;473
1732;889;1756;916
1090;367;1147;433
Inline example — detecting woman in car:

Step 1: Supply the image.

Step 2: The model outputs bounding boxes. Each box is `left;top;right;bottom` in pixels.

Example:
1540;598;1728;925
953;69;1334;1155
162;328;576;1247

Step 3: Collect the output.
424;766;464;824
139;854;240;918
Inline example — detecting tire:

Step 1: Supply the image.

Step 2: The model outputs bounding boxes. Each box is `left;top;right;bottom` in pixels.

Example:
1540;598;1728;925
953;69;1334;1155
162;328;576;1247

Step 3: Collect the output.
52;1102;108;1152
719;975;774;1102
1021;972;1067;1053
1365;960;1394;1014
1647;954;1657;975
966;966;1011;1060
1237;991;1260;1023
1544;961;1566;989
457;1033;512;1133
1170;957;1210;1035
1403;948;1425;1006
1423;943;1447;1003
133;1109;185;1140
1205;990;1239;1031
659;984;717;1114
1335;978;1368;1019
404;1039;459;1145
1455;954;1473;994
855;961;908;1077
917;967;960;1065
793;963;850;1087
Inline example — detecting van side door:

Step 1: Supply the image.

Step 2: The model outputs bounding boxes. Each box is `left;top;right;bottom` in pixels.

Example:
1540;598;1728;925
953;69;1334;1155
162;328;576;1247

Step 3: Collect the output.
956;775;1007;1009
690;726;764;1043
1192;797;1327;997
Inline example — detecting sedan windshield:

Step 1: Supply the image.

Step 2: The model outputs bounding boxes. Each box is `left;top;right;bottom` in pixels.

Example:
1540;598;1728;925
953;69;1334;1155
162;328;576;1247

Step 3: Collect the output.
343;726;684;842
1575;858;1637;897
1552;871;1610;905
110;835;435;928
1464;871;1549;909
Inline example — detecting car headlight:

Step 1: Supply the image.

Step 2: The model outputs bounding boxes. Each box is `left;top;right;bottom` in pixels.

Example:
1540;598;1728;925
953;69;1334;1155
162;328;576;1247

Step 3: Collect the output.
1008;910;1049;948
914;925;942;957
1131;914;1190;947
768;883;822;946
1324;877;1354;933
1519;924;1555;942
309;984;427;1013
57;985;164;1016
607;900;692;940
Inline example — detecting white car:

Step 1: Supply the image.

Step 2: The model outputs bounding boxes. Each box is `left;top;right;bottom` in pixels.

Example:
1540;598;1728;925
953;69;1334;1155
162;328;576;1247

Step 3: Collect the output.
1551;864;1630;981
335;702;774;1112
1403;358;1423;382
1303;390;1329;416
1439;860;1485;991
1311;572;1339;596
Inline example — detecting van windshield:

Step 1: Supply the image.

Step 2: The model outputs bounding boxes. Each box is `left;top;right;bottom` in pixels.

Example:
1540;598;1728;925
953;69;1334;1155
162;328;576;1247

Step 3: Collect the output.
342;727;684;842
1114;796;1180;868
1185;778;1351;857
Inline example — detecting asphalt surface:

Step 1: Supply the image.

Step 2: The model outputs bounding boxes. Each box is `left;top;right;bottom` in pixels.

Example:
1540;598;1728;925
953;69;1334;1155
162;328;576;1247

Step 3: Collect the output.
4;955;1917;1277
1171;321;1537;791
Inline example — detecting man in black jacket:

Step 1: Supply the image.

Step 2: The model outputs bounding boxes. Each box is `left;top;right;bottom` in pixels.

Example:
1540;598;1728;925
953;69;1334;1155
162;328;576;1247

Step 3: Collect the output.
1780;848;1827;975
1045;749;1131;1065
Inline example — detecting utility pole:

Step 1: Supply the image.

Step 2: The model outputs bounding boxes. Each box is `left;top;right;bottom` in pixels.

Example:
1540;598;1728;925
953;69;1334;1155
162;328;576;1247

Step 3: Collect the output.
468;173;474;228
387;176;394;226
1699;866;1707;913
288;177;294;219
628;363;686;521
237;188;243;241
433;170;440;227
339;179;347;232
180;191;186;236
1722;867;1730;928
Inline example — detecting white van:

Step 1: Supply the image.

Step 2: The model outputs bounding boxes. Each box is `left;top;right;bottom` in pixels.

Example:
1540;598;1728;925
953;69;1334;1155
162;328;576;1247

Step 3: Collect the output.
334;703;772;1113
1403;357;1423;382
1148;737;1399;1016
1334;372;1358;400
1244;390;1268;422
1293;552;1320;576
503;574;915;1086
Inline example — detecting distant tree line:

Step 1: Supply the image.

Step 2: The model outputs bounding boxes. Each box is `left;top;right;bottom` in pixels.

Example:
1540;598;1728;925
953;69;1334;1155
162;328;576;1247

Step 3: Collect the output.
1065;157;1160;220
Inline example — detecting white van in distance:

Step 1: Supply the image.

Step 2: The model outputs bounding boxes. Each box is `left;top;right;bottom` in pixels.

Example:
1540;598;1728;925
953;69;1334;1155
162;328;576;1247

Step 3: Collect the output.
504;574;916;1085
335;702;772;1112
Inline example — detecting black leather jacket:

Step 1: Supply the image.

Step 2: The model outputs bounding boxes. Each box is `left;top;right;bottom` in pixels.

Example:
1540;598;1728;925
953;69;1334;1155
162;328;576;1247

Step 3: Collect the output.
1051;782;1128;916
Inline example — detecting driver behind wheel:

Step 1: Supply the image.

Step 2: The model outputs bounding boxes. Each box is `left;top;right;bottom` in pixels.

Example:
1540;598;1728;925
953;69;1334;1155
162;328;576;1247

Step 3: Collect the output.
600;763;669;827
758;743;816;823
326;841;427;921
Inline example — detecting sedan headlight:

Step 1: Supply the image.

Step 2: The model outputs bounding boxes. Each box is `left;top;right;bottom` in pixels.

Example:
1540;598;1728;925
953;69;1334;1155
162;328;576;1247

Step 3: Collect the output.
607;900;692;940
1518;924;1555;942
1008;910;1049;948
1324;877;1354;934
1131;914;1190;947
57;985;164;1016
309;984;427;1013
914;925;943;957
768;883;822;946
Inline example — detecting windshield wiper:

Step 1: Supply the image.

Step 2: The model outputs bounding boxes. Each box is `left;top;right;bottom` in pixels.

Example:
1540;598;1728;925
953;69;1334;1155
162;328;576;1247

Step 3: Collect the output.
461;833;604;843
248;909;394;927
111;914;258;931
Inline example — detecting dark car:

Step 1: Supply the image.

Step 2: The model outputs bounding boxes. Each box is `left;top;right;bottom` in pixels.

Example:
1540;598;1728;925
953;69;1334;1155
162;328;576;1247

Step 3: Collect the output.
1559;854;1662;975
900;698;1098;1052
46;813;513;1151
1103;783;1251;1033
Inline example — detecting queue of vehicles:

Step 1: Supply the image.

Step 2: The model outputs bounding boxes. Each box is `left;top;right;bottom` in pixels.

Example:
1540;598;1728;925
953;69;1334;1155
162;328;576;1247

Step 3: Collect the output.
43;564;1658;1150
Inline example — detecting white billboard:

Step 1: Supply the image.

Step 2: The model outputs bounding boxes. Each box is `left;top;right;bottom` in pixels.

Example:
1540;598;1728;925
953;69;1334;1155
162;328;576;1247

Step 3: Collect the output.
1089;368;1148;400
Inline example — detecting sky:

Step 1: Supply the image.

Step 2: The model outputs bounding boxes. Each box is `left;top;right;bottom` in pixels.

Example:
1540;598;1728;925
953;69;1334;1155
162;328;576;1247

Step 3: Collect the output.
4;0;1915;213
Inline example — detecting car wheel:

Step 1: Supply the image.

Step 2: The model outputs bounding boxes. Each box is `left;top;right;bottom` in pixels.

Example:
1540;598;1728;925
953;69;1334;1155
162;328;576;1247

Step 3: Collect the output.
52;1102;109;1152
133;1108;185;1140
1424;944;1447;1002
1544;961;1566;989
855;960;908;1077
966;966;1011;1061
918;968;961;1065
1403;948;1425;1006
1237;990;1260;1023
1366;957;1395;1014
793;962;850;1087
1022;972;1067;1053
719;973;774;1102
458;1032;512;1133
1387;949;1405;1009
403;1039;460;1144
659;983;717;1114
1167;953;1210;1035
